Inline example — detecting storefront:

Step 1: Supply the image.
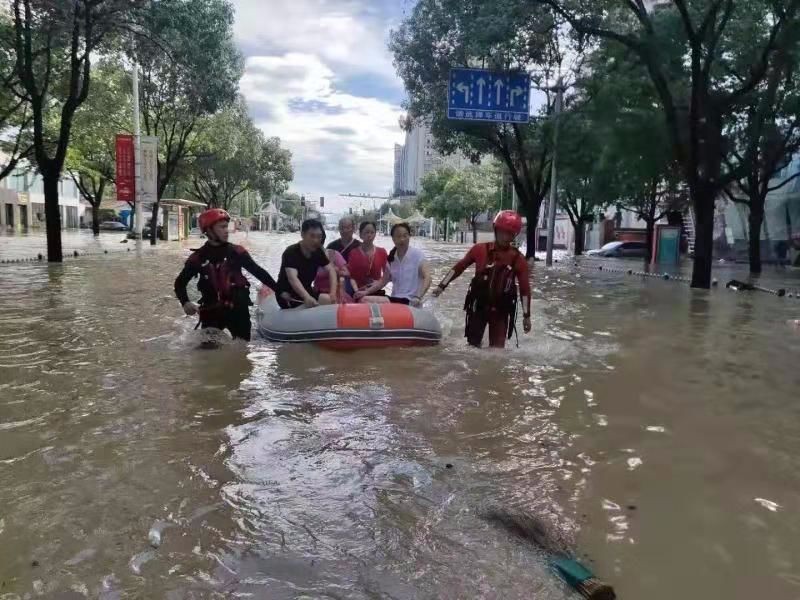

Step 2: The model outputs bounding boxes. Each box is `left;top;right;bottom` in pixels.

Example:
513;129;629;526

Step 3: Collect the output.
158;199;206;241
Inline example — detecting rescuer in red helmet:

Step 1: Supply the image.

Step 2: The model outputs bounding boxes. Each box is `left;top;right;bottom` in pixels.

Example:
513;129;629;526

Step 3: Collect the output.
174;208;277;341
432;210;532;348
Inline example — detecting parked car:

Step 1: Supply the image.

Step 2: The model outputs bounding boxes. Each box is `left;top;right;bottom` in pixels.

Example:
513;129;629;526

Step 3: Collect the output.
587;241;648;258
99;221;127;231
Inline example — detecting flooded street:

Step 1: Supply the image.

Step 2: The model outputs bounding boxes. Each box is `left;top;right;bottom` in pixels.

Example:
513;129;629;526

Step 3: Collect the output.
2;232;800;599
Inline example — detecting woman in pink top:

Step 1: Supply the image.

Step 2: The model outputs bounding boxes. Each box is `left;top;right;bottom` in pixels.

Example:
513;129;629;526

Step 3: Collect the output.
347;221;388;298
314;248;353;303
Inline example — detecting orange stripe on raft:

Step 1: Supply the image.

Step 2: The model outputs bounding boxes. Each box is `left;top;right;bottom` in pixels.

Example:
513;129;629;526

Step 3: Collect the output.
379;304;415;329
336;304;371;329
336;303;415;330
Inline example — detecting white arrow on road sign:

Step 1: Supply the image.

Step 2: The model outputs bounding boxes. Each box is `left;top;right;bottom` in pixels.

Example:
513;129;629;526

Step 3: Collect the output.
456;82;470;104
494;79;504;105
476;78;486;104
510;86;524;107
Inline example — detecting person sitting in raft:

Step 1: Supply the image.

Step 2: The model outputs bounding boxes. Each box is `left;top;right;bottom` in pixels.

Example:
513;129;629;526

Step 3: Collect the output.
313;230;354;303
275;219;337;309
433;210;532;348
347;220;388;299
174;208;277;341
354;222;431;307
327;216;361;261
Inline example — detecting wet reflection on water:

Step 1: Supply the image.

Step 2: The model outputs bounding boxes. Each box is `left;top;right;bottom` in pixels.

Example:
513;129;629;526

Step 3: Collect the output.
0;232;799;599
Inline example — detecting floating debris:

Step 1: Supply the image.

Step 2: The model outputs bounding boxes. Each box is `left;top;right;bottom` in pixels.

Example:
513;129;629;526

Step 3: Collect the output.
645;425;667;433
129;550;156;575
148;520;173;548
754;498;781;512
627;457;643;471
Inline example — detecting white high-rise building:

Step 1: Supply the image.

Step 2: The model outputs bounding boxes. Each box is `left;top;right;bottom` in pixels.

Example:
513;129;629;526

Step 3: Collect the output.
393;144;404;195
395;122;470;196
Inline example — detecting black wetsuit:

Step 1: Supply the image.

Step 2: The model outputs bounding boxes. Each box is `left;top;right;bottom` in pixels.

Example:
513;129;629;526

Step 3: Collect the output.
174;242;277;341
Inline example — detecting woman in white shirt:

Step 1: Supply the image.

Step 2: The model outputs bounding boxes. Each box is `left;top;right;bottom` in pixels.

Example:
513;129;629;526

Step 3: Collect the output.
354;223;432;307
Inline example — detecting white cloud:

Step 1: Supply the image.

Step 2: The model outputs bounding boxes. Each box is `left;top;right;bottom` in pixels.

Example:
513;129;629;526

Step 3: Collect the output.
230;0;406;213
232;0;398;82
240;53;404;209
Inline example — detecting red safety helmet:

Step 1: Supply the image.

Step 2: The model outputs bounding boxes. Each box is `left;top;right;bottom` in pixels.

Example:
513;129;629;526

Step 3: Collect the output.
198;208;230;233
493;210;523;236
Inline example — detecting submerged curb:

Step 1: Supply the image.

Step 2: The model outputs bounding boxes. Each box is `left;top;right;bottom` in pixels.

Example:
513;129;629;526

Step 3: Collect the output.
568;261;798;300
0;246;152;266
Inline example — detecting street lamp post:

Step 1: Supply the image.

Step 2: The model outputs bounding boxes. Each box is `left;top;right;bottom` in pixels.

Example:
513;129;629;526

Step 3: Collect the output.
545;77;564;267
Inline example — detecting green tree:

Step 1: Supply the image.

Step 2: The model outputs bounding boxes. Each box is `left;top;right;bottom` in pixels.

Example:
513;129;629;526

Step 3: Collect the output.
66;61;132;235
10;0;145;261
135;0;243;244
443;165;499;243
541;0;800;288
556;109;608;255
254;136;293;203
417;166;458;239
0;18;33;181
724;45;800;273
390;0;569;257
188;98;293;212
572;42;686;260
277;192;303;229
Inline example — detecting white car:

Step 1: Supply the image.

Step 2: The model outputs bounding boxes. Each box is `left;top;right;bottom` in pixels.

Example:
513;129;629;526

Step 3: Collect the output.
99;221;127;231
587;241;648;258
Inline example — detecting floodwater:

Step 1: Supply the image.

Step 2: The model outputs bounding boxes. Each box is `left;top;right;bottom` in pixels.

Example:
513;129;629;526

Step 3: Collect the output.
1;231;799;600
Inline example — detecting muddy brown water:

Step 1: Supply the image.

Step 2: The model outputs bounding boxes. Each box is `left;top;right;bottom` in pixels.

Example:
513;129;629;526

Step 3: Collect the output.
1;231;799;599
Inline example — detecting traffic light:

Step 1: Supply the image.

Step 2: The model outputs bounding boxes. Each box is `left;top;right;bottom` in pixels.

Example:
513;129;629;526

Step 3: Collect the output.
349;207;352;214
300;195;306;207
319;196;324;208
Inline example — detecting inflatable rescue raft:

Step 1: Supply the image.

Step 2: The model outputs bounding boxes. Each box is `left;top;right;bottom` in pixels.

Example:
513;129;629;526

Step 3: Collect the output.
256;287;442;349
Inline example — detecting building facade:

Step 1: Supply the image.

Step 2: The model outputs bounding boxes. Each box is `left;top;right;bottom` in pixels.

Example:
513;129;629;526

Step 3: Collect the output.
393;144;404;196
718;157;800;264
0;163;84;231
393;122;471;196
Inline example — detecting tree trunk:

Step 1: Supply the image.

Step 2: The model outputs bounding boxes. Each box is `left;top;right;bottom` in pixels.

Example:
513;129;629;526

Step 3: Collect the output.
573;218;586;255
43;171;63;263
150;202;159;246
520;196;542;258
644;219;655;264
690;187;715;289
91;203;100;236
748;201;764;274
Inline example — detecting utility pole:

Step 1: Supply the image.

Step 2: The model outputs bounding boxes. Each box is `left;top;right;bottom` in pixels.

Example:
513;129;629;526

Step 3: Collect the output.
545;77;564;267
132;62;143;240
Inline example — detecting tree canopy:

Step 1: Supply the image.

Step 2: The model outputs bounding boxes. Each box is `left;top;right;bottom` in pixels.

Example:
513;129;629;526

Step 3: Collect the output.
135;0;243;243
390;0;573;255
66;61;133;234
187;98;293;212
539;0;800;285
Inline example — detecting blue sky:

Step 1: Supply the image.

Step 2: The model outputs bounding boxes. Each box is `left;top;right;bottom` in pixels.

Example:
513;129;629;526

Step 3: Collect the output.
231;0;415;215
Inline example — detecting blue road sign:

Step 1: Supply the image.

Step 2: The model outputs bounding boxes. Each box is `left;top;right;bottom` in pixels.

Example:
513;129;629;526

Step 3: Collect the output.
447;68;530;124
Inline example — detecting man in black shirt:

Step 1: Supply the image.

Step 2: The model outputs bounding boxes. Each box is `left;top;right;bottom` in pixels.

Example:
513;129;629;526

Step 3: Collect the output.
175;208;277;341
327;216;361;261
276;219;338;308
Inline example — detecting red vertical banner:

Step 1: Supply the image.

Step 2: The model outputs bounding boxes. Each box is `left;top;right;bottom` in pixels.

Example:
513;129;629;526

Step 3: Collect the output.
115;134;135;202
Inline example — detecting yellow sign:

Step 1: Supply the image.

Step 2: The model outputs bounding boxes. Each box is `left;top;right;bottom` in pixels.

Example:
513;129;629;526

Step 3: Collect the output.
17;192;29;205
